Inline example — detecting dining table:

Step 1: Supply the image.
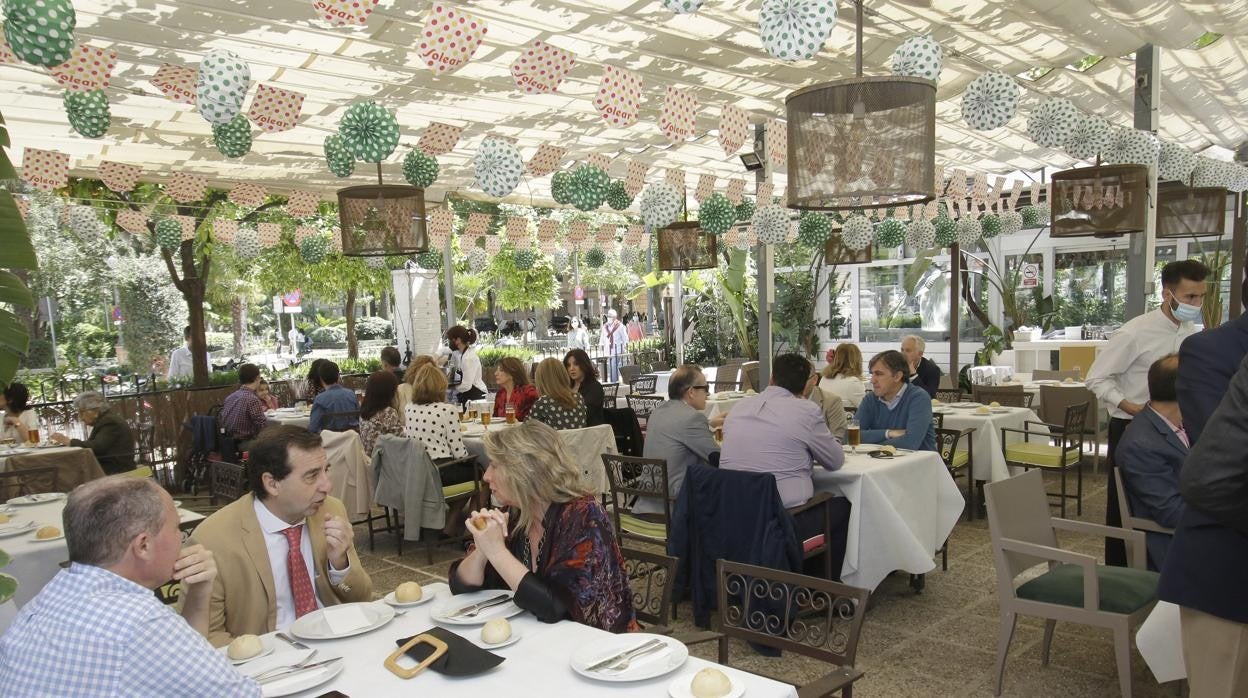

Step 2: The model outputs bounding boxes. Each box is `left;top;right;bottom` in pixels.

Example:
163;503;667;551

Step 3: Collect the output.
265;407;311;430
933;404;1048;483
247;582;799;697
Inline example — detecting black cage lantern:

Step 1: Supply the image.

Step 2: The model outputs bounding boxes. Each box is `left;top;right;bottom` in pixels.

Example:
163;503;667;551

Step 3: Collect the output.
336;184;428;256
1049;164;1149;238
1156;182;1234;239
657;221;717;270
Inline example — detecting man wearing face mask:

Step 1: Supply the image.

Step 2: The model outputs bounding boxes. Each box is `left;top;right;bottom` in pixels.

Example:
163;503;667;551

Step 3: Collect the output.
1086;259;1208;566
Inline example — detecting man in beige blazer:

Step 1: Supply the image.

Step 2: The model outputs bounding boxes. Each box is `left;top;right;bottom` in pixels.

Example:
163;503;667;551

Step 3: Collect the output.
808;379;848;442
191;425;372;647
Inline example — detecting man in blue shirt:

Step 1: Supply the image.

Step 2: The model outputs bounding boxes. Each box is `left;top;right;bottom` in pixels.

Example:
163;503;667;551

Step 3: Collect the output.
855;349;936;451
308;360;359;432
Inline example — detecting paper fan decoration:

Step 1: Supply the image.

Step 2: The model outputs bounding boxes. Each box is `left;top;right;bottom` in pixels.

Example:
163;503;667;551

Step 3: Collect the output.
475;138;524;198
235;227;260;258
339;101;399;163
753;205;790;245
1191;158;1237;189
19;147;68;192
735;198;756;223
403;149;439;188
933;216;957;246
905;218;935;249
153;218;183;251
758;0;838;62
68;205;103;239
551;171;573;205
1229;165;1248;194
466;246;490;273
300;234;331;264
196;49;250;125
583;247;606;269
961;72;1019;131
567;165;610;211
955;217;983;246
699;193;736;236
619;246;641;267
890;34;943;83
415;250;442;270
512;248;538;271
1026;98;1078;148
875;218;905;248
606;180;633;210
662;0;705;12
1157;142;1198;183
1063;114;1111;161
841;214;873;250
1020;206;1042;229
1103;127;1159;166
980;214;1002;239
797;211;831;247
638;182;682;229
418;5;487;74
212;115;252;159
3;0;75;67
324;135;355;177
999;211;1024;236
63;89;110;138
510;40;574;94
550;248;570;272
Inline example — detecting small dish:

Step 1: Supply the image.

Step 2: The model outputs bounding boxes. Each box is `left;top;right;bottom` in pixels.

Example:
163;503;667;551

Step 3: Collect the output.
471;628;522;650
216;636;276;665
868;450;895;459
383;589;438;608
30;529;65;542
668;668;746;698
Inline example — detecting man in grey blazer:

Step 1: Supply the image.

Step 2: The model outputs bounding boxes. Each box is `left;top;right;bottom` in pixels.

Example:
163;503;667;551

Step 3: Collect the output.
634;365;720;515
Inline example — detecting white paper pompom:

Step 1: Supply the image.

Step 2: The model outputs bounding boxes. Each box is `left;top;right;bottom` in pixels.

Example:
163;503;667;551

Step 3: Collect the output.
1228;165;1248;194
1063;114;1112;161
662;0;705;13
1103;127;1159;166
474;138;525;198
841;214;873;250
639;182;683;229
196;49;250;125
466;246;490;273
235;227;260;259
758;0;839;62
1191;158;1236;189
955;217;983;246
904;218;935;249
1027;98;1079;149
753;205;790;245
1157;142;1198;183
999;211;1024;236
890;34;943;83
960;72;1019;131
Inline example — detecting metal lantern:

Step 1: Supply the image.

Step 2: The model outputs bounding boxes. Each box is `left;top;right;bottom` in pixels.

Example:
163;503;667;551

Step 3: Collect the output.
1156;182;1235;239
658;221;717;270
825;233;873;265
336;184;428;256
1049;164;1149;238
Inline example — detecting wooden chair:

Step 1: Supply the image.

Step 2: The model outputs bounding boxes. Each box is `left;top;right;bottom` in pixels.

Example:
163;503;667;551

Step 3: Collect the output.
741;362;761;393
789;492;839;580
602;454;671;545
1038;385;1101;472
628;374;658;396
601;382;620;409
931;412;944;432
618;364;641;386
626;394;664;421
986;470;1156;698
1001;402;1089;518
1113;468;1175;536
0;466;60;499
973;385;1030;408
934;426;976;573
650;360;671;372
935;389;965;403
208;460;249;505
709;380;743;394
1033;369;1081;381
620;546;723;648
714;560;869;697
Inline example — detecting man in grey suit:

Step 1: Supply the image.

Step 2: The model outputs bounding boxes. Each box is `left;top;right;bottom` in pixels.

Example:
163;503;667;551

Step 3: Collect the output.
1116;353;1187;571
633;365;720;515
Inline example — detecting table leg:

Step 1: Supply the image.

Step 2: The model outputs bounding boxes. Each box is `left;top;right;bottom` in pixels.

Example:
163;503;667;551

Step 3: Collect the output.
909;573;925;594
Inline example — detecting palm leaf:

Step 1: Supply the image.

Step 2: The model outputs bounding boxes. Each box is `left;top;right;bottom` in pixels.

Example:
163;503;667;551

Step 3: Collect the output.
0;110;36;387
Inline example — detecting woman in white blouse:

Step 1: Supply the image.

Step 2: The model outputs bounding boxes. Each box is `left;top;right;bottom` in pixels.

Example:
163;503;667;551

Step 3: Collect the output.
820;343;867;410
1;382;38;443
446;325;487;406
403;365;469;463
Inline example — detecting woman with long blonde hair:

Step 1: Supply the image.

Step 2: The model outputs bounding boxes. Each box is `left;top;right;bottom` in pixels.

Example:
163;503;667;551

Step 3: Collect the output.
529;358;587;430
820;343;866;409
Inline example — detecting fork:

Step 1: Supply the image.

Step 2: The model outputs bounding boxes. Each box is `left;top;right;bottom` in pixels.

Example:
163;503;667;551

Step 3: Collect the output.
600;641;668;674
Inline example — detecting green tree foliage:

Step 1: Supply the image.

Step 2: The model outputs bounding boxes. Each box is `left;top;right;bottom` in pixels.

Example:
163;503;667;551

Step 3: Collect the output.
0;110;39;385
112;254;188;370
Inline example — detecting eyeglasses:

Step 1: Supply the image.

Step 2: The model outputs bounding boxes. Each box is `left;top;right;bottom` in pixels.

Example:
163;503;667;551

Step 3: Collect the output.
691;385;710;392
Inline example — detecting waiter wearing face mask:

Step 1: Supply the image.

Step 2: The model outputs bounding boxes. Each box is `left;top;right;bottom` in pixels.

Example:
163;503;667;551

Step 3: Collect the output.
1086;259;1208;567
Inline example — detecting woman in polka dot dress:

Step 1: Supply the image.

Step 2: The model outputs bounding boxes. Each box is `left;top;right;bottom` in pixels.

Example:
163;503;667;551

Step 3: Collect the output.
403;364;473;485
529;358;588;431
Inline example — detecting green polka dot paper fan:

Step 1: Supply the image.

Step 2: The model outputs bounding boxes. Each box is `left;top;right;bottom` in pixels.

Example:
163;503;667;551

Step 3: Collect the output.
154;218;182;251
961;72;1019;131
890;34;943;83
1020;206;1041;229
64;89;110;139
1027;98;1078;149
1033;203;1050;223
196;49;250;125
980;214;1002;239
512;248;538;271
3;0;76;67
567;164;610;211
606;180;633;210
1000;211;1024;236
1063;114;1111;162
699;193;736;236
475;138;524;198
753;205;790;245
212;115;253;159
905;218;935;249
758;0;838;62
415;250;442;270
661;0;705;13
1157;142;1197;183
841;214;873;250
797;211;831;246
403;149;439;188
1103;126;1158;166
551;171;574;205
735;198;755;223
583;246;606;269
235;227;260;258
933;216;957;246
639;182;682;229
339;101;400;163
875;218;905;248
1192;158;1237;189
466;246;490;273
300;234;331;264
324;134;355;178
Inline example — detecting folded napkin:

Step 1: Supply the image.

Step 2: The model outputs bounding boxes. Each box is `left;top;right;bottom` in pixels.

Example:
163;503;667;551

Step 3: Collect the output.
237;649;314;678
395;627;504;676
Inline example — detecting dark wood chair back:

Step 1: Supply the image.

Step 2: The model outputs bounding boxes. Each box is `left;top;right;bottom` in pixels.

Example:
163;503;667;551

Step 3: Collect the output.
601;383;620;408
626;395;665;419
972;385;1027;408
935;389;965;403
621;547;677;629
209;460;249;505
619;365;641;386
629;375;658;396
601;453;671;543
710;380;742;394
932;412;944;431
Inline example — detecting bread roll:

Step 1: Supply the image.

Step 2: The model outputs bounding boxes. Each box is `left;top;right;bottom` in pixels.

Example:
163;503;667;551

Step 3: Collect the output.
227;634;263;660
395;581;423;603
471;516;489;531
481;617;512;644
691;667;732;698
0;513;10;524
35;526;60;539
989;401;1001;408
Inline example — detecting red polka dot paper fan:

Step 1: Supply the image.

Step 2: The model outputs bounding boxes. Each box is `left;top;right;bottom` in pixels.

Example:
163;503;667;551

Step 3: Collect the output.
465;212;492;237
212;218;238;244
50;44;118;92
99;161;142;194
173;215;197;241
167;172;207;204
694;173;716;203
417;122;463;157
624;160;648;197
257;222;282;247
596;223;618;245
537;219;560;243
0;34;16;65
116;209;149;237
587;153;611;173
719;104;749;155
311;0;380;26
228;182;267;208
510;40;575;94
725;178;745;204
419;4;487;75
658;86;699;143
428;207;455;238
594;65;642;128
152;63;197;105
566;220;590;246
20;148;69;191
756;181;774;203
665;167;686;191
526;143;567;177
247;84;305;133
286;190;320;218
766;118;787;166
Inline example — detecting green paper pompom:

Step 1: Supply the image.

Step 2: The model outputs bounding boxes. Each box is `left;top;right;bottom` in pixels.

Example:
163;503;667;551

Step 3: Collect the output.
324;135;355;178
154;218;183;251
698;193;735;236
875;218;906;248
415;250;442;270
1020;205;1041;229
512;248;537;271
583;247;606;268
402;149;439;188
4;0;76;67
338;101;399;163
64;90;109;138
934;216;957;246
212;114;252;158
606;180;633;211
980;213;1003;239
1000;211;1024;236
551;171;573;205
567;165;610;211
735;198;755;223
299;234;330;264
798;211;832;247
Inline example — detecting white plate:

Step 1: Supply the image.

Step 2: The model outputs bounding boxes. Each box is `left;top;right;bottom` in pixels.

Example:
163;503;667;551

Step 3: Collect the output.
29;530;65;542
216;636;276;665
431;590;524;625
383;588;438;608
288;602;395;640
0;521;36;538
668;668;746;698
470;627;521;650
0;448;31;457
949;402;982;409
571;633;689;683
990;408;1013;414
260;657;345;698
7;493;67;506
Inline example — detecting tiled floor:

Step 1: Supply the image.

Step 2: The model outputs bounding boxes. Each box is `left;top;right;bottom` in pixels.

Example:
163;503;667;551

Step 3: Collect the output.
350;466;1185;697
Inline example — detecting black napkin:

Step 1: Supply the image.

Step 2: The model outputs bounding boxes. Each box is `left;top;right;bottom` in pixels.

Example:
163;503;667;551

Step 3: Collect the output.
394;627;504;676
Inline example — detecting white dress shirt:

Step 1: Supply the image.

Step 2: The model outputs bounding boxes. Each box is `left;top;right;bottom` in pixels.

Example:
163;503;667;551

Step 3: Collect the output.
167;344;193;379
455;346;487;394
252;498;349;630
820;375;866;409
1086;308;1196;420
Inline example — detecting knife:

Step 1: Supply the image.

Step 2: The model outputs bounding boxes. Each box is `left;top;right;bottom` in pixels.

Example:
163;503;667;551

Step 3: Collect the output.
583;638;663;672
443;593;512;618
255;657;343;685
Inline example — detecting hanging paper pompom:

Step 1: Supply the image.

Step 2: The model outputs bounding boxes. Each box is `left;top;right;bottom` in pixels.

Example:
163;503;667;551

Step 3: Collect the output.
639;182;683;229
955;217;983;246
300;234;330;264
196;49;250;125
324;135;355;177
1020;206;1041;229
415;250;442;270
619;246;640;267
960;72;1019;131
699;193;736;236
796;211;831;247
1063;114;1111;161
512;248;538;271
980;214;1002;239
68;205;104;240
758;0;839;62
154;218;183;251
551;171;573;205
662;0;705;13
753;204;790;245
567;165;610;211
890;34;943;83
475;138;524;198
235;227;260;258
212;115;253;159
606;180;633;210
583;246;606;268
1103;127;1159;166
1033;203;1051;224
1191;158;1238;189
1229;165;1248;194
1027;98;1078;149
64;90;110;138
905;218;935;249
875;218;905;248
841;214;873;250
402;149;439;188
4;0;76;67
366;256;387;269
466;246;490;273
735;198;756;223
552;248;571;272
1157;142;1197;183
339;101;400;163
1000;211;1024;236
933;216;957;246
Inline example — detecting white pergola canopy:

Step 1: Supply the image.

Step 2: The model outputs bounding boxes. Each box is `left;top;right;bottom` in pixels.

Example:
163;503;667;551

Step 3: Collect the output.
3;0;1246;203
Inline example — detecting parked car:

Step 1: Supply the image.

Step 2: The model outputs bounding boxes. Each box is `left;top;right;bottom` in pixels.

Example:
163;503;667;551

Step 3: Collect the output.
473;317;498;334
548;315;571;334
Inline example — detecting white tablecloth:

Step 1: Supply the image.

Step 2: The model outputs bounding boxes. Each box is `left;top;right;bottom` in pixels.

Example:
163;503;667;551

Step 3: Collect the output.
266;409;310;430
464;423;617;494
812;450;963;590
935;406;1046;483
0;445;82;472
259;582;798;697
1136;601;1185;683
704;394;746;421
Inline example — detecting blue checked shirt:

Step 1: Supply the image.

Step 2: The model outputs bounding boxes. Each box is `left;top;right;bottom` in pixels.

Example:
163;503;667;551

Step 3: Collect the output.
0;563;259;697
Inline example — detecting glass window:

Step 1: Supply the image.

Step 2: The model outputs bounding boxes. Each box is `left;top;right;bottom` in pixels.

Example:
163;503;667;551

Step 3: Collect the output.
1053;248;1128;329
1189;240;1232;326
1005;252;1046;332
857;260;984;343
827;270;853;340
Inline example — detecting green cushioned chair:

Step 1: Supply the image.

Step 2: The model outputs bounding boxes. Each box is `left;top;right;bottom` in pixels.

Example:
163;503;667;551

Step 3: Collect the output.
1001;401;1089;518
986;470;1156;698
442;480;477;499
1003;442;1082;467
602;453;673;547
620;513;667;541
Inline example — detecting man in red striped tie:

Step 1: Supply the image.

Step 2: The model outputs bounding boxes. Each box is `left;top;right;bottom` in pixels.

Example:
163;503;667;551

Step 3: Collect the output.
189;425;373;647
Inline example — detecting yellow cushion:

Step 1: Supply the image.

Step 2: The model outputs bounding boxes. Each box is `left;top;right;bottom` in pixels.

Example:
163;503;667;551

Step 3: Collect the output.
443;481;476;500
1005;442;1081;467
620;514;667;540
942;448;969;469
120;466;154;479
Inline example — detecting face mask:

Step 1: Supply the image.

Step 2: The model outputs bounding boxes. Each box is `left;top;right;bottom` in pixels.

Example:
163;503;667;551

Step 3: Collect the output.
1171;298;1202;323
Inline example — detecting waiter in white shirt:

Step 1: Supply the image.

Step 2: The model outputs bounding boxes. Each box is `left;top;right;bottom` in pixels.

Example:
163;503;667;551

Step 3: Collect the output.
166;326;194;380
1085;259;1207;566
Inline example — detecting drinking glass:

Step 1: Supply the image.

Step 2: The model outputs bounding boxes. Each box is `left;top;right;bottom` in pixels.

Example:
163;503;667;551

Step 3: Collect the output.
481;411;491;426
846;420;861;454
505;403;516;425
27;428;39;445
